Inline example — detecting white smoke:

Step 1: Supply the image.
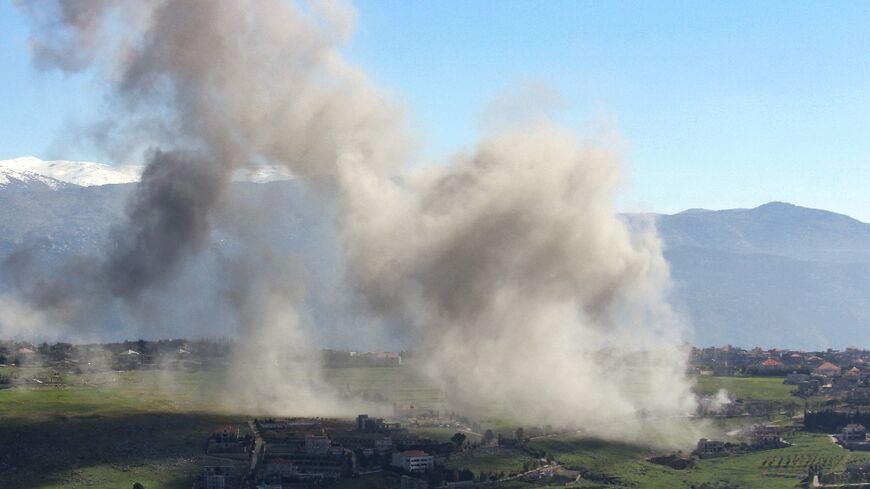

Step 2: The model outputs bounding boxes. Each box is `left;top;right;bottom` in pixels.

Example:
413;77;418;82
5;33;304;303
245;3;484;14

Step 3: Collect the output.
337;122;697;440
12;0;698;442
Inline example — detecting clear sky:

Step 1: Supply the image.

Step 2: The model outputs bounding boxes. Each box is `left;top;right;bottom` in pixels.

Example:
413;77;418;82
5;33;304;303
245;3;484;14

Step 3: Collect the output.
2;1;870;220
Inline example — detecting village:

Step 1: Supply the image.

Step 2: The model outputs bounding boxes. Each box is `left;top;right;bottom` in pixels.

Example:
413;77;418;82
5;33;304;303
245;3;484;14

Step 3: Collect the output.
691;345;870;408
8;339;870;488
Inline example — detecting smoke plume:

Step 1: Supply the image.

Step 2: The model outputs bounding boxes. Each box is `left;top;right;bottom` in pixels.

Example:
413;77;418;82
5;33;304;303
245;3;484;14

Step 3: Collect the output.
337;123;697;440
11;0;698;441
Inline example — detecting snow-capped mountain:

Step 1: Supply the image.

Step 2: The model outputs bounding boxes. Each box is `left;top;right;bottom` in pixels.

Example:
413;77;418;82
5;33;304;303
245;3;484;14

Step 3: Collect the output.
0;166;77;191
0;156;142;187
0;156;294;189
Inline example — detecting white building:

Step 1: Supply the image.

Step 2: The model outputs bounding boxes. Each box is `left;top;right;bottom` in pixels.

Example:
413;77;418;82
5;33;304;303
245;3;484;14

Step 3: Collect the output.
263;458;296;478
391;450;434;473
203;466;230;489
304;435;331;455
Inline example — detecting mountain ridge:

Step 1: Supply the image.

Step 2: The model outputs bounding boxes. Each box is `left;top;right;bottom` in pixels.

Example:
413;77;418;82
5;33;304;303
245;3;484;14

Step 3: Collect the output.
0;166;866;349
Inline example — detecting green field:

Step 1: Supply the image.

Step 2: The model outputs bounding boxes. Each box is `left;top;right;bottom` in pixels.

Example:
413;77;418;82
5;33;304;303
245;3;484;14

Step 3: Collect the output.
0;368;837;489
524;431;863;489
693;375;796;402
0;369;239;489
0;365;449;489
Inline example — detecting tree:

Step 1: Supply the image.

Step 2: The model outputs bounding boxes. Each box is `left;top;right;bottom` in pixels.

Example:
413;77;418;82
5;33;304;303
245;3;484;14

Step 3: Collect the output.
515;427;525;443
133;483;145;489
451;432;467;448
482;429;494;445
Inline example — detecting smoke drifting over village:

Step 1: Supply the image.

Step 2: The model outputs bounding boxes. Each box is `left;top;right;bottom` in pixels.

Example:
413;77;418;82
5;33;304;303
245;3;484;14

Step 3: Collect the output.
6;0;697;441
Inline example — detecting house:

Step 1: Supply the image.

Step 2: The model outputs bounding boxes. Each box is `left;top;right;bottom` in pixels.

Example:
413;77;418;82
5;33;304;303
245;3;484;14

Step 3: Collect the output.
356;414;401;433
203;466;232;489
14;347;38;365
263;457;296;478
807;355;825;367
694;439;727;459
373;437;393;454
752;426;783;448
304;435;331;455
814;361;842;377
842;424;868;443
214;425;240;449
785;372;809;385
760;358;784;372
392;450;434;472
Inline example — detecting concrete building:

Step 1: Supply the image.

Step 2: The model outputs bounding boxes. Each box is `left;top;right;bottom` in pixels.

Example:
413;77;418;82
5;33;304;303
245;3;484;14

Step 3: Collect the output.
203;466;232;489
392;450;434;473
694;439;727;459
262;458;296;478
842;424;868;442
213;425;240;449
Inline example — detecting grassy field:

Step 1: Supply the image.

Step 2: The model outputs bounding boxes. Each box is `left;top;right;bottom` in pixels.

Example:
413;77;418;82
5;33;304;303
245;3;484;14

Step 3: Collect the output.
443;447;531;475
526;430;857;488
323;366;446;407
0;365;448;489
0;368;242;489
0;367;830;489
693;375;797;402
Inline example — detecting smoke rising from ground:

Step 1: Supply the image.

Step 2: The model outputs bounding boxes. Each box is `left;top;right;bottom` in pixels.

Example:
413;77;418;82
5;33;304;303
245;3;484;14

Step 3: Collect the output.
10;0;698;442
338;124;697;441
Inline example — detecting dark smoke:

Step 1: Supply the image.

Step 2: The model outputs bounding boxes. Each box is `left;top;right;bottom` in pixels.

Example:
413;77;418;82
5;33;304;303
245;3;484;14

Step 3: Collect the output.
106;150;228;299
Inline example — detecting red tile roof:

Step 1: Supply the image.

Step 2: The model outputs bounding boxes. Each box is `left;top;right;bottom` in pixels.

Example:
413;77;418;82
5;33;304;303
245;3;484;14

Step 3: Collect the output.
400;450;430;457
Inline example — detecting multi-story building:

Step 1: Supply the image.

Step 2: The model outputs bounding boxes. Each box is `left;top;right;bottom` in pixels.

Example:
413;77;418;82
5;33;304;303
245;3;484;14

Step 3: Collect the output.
391;450;434;473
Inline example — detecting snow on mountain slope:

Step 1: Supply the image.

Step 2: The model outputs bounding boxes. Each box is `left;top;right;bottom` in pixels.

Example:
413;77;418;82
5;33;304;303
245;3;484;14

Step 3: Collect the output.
0;166;76;191
0;156;295;188
1;156;142;187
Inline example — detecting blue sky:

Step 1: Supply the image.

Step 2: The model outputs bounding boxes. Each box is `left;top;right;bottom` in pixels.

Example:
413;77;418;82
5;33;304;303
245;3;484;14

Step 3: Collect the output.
2;1;870;219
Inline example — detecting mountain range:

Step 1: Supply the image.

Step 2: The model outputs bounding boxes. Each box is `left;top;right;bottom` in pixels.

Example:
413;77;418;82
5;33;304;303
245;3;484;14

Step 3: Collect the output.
1;157;867;349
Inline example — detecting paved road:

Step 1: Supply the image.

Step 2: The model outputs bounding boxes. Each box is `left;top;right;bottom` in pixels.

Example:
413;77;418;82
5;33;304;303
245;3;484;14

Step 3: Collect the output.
241;420;263;489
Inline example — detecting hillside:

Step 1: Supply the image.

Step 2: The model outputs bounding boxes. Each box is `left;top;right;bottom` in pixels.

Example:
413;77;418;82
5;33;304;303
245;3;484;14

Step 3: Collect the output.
657;202;870;348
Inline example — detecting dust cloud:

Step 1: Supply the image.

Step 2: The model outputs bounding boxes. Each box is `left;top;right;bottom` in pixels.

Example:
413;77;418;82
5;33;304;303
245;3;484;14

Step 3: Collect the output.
9;0;698;441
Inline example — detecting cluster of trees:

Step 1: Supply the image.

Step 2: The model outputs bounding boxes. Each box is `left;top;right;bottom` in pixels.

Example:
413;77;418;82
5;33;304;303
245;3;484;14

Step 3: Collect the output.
0;371;16;385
